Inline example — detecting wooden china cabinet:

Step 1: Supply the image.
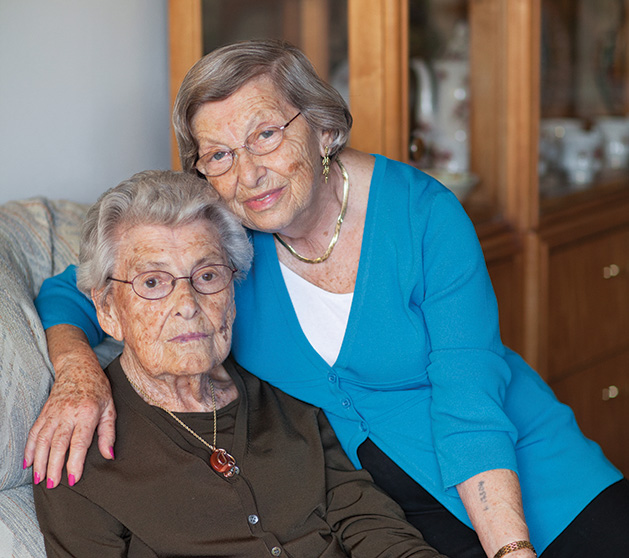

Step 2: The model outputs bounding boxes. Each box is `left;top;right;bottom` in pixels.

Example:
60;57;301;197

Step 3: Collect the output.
169;0;629;474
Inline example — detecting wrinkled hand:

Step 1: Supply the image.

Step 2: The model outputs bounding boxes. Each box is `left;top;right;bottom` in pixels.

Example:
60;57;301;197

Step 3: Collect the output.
23;325;116;488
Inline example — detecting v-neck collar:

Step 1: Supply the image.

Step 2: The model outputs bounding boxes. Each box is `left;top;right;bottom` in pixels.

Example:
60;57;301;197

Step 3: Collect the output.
109;356;249;477
254;154;385;370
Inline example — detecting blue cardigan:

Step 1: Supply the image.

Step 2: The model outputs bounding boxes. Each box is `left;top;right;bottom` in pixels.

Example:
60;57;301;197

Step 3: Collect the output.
36;155;621;552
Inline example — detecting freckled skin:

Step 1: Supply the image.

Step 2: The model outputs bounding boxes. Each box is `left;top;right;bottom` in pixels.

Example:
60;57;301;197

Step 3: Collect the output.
26;323;118;486
92;221;237;411
191;76;332;239
190;77;374;295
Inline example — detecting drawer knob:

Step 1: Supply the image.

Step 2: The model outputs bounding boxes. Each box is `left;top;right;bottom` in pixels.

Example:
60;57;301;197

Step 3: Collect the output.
603;264;620;279
602;385;620;401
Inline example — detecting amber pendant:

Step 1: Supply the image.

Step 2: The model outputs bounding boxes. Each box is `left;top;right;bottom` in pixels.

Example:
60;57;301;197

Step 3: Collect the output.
210;448;238;477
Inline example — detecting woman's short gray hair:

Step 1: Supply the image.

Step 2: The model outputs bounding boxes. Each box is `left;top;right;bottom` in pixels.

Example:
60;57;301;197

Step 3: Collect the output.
173;39;352;175
77;170;253;297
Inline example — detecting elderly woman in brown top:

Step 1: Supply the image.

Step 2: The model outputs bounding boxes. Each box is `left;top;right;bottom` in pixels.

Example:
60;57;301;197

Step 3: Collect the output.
32;170;446;558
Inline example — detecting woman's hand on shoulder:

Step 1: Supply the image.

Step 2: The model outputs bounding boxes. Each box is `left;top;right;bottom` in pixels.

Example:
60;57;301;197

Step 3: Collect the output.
24;324;116;488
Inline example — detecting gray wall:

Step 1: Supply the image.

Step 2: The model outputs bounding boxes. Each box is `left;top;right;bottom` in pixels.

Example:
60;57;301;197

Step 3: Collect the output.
0;0;171;205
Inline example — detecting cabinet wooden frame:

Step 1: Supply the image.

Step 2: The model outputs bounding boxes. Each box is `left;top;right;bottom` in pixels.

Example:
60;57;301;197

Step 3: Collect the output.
347;0;408;159
468;0;540;229
168;0;202;169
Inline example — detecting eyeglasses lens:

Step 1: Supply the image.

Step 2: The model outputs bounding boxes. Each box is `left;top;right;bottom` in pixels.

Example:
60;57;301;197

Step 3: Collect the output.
197;126;283;177
131;265;233;300
133;271;173;299
190;265;233;294
196;113;300;177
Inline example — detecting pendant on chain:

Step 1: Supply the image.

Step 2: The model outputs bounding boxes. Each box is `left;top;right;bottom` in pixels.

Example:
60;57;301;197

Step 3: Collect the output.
210;449;239;477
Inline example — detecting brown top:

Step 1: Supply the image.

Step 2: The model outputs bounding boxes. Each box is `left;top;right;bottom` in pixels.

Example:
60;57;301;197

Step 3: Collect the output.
34;357;447;558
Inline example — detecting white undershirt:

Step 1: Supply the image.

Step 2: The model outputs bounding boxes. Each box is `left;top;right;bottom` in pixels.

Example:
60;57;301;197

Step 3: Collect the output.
279;262;353;366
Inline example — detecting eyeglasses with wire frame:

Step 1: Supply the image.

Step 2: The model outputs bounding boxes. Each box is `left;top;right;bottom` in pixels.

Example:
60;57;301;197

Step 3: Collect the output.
108;264;236;301
195;112;302;177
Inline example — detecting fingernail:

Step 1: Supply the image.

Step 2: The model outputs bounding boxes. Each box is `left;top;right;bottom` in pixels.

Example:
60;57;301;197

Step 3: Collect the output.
68;474;76;487
34;472;41;485
46;478;54;489
23;459;28;470
109;446;115;459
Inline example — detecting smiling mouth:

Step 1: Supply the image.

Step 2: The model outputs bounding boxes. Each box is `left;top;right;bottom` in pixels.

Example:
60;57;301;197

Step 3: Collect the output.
243;187;284;209
169;333;209;343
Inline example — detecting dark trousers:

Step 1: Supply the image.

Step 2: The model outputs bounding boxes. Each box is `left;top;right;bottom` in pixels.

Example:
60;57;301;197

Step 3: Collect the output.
358;438;629;558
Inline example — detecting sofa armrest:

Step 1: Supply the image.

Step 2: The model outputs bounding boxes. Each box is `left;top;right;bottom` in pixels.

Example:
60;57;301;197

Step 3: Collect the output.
0;198;88;489
0;198;90;557
0;484;46;558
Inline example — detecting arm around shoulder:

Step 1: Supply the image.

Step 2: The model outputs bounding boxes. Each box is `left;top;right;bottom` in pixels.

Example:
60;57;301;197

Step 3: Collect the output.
35;265;106;347
24;324;116;489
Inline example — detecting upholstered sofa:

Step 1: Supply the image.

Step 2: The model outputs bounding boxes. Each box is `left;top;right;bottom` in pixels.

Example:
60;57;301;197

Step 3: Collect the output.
0;198;121;557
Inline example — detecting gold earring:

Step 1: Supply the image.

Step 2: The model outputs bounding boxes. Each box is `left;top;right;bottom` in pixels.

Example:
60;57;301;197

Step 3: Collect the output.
322;146;330;183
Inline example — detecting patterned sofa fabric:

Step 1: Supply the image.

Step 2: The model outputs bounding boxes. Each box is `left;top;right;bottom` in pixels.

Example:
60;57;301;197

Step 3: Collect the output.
0;198;88;558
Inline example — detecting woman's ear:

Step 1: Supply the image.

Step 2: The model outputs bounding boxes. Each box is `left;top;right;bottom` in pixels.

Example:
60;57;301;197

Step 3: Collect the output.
319;129;335;156
92;287;124;342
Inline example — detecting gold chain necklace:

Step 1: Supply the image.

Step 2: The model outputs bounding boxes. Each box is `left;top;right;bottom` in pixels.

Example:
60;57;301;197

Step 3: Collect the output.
125;373;239;478
274;157;349;264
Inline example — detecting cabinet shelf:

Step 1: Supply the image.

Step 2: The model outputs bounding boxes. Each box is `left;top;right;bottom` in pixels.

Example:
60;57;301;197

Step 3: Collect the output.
540;176;629;218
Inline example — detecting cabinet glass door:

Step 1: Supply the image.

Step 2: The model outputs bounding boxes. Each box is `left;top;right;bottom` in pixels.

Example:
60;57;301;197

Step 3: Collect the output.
406;0;505;226
540;0;629;207
200;0;348;97
408;1;476;206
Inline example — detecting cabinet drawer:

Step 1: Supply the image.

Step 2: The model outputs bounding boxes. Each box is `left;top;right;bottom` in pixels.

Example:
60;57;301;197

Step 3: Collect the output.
551;351;629;476
547;227;629;376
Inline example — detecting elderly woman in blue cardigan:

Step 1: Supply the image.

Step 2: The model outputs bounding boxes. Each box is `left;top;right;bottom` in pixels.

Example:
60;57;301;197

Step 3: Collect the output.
27;40;628;558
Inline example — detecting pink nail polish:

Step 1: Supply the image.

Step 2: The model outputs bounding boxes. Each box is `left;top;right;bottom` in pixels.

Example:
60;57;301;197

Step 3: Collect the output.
68;474;76;487
23;459;28;470
34;472;41;485
46;478;54;489
109;446;115;459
